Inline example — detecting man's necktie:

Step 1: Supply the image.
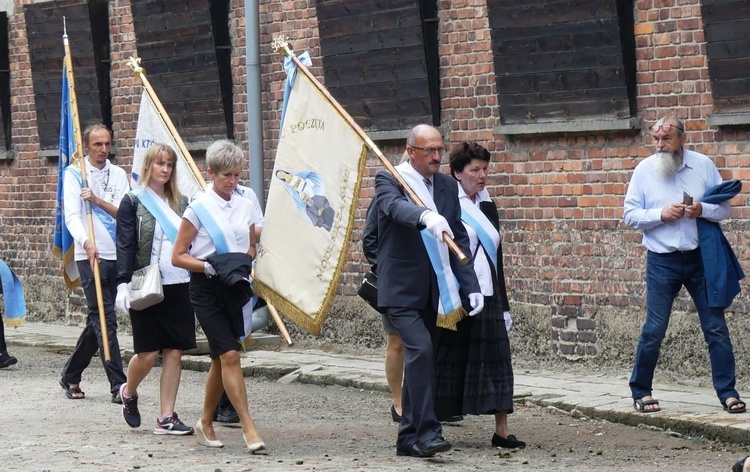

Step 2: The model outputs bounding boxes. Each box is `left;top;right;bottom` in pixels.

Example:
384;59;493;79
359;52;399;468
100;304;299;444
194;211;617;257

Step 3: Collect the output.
423;178;433;198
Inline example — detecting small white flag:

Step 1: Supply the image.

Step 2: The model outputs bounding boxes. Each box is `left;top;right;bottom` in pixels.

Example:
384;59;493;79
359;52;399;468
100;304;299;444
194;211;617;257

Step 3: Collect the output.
133;91;202;198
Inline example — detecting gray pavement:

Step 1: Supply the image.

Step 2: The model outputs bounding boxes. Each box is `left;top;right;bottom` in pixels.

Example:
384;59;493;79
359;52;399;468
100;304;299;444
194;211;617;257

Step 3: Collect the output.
6;321;750;445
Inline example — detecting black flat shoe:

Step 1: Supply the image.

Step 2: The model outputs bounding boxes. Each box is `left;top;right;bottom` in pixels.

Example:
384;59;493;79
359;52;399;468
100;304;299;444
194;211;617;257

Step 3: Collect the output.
390;405;401;422
733;455;748;472
396;443;432;457
441;414;464;423
420;436;451;455
492;433;526;449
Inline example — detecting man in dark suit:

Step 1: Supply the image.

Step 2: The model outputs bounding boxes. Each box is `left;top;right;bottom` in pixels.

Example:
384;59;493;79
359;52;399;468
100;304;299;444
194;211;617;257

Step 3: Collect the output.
375;124;483;457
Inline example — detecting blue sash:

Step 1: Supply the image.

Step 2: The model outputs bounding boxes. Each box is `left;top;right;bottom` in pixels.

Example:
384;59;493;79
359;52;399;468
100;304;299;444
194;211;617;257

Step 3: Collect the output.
133;187;180;244
420;231;463;316
190;200;230;255
68;166;117;243
394;162;464;325
460;210;498;274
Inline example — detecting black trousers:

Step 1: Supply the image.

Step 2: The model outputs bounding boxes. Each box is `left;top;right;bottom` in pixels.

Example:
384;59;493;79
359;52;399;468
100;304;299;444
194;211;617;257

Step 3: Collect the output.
0;315;6;352
387;305;443;448
60;260;126;394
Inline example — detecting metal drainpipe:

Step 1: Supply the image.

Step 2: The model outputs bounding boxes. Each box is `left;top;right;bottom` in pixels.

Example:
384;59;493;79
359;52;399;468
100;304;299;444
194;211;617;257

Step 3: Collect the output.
245;0;265;208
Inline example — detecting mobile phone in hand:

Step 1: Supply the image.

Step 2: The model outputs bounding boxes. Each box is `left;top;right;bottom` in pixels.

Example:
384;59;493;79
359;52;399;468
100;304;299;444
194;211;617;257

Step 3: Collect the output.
683;191;693;205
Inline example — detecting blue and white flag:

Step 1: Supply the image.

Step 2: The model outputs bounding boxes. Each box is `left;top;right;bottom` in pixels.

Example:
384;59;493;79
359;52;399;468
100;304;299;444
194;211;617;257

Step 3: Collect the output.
0;259;26;327
52;49;80;290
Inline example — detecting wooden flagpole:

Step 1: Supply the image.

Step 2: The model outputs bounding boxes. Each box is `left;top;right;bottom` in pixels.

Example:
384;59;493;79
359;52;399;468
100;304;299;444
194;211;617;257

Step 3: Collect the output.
271;37;469;265
126;57;293;345
267;304;293;346
63;22;111;362
125;57;206;188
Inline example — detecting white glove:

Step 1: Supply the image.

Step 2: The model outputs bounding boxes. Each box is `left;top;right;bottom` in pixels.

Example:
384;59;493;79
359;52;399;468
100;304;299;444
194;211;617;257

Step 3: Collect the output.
503;311;512;332
115;283;130;314
204;261;217;276
468;293;484;316
421;211;454;240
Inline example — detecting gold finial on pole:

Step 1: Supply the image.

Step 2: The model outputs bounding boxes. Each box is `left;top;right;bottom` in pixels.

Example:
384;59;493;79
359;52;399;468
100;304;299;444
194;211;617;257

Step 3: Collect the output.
271;36;293;56
123;56;206;188
126;56;144;76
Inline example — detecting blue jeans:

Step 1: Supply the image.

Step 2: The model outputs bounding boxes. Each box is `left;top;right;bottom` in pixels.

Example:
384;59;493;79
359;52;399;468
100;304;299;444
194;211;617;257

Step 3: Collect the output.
629;249;738;403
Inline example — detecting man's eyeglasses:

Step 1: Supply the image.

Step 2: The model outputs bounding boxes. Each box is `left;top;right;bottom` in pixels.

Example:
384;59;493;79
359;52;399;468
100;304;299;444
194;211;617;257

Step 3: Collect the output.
410;145;445;156
650;123;684;134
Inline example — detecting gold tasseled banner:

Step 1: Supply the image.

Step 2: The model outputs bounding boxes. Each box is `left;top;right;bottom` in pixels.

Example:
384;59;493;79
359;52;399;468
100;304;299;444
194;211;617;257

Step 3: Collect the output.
254;279;328;336
4;316;25;329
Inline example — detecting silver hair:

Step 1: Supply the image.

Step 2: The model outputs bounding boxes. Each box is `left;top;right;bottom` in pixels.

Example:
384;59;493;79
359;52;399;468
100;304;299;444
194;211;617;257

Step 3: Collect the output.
654;115;685;137
206;140;244;173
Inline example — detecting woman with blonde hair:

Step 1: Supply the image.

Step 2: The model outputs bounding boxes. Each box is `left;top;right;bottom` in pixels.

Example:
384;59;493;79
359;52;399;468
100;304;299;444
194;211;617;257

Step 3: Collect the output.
115;143;196;435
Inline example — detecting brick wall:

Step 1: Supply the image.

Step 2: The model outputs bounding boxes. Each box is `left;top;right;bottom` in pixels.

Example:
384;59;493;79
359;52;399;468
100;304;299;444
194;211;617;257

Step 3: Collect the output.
3;0;750;366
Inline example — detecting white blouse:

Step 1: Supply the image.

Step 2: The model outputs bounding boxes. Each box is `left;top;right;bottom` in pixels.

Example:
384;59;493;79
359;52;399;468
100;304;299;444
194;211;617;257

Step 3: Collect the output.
183;188;260;260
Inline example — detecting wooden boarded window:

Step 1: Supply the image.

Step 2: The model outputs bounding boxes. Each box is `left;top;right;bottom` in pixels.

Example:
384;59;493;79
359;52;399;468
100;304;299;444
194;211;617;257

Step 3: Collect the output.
487;0;636;126
130;0;231;143
702;0;750;114
316;0;440;131
0;12;10;152
24;0;109;150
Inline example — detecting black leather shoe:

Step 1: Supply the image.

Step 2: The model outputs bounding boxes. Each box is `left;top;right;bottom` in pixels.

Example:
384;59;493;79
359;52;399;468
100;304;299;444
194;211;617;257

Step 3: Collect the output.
390;405;401;423
213;407;240;424
492;433;526;449
0;352;17;368
732;455;748;472
396;443;432;457
420;436;451;455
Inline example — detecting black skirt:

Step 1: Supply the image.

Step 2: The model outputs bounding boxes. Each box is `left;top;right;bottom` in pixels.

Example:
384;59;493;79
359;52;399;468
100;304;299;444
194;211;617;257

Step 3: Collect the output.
189;272;242;358
433;294;514;418
130;282;197;354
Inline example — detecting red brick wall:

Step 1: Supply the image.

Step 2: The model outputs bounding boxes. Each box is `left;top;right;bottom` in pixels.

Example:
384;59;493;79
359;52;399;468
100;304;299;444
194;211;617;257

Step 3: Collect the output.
0;0;56;274
3;0;750;359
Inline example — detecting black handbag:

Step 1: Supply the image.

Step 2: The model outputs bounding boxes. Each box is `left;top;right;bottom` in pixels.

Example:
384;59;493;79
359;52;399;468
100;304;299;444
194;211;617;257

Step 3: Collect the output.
357;271;382;313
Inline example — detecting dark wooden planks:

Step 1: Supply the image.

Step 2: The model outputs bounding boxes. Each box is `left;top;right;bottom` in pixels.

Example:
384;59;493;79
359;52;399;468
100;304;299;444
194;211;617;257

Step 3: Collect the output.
0;12;9;150
487;0;634;125
24;0;103;149
130;0;227;142
316;0;437;131
701;0;750;112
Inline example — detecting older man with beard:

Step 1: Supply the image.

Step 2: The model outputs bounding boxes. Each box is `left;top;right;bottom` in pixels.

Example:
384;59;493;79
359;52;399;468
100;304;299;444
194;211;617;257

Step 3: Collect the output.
623;116;745;414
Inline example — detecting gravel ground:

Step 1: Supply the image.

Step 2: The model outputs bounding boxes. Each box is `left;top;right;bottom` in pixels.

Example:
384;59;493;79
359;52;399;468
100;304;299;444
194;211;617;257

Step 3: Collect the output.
0;345;747;471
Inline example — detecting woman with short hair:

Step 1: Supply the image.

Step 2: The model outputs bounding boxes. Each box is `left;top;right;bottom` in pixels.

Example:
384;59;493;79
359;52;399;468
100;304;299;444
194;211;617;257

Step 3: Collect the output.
172;140;265;452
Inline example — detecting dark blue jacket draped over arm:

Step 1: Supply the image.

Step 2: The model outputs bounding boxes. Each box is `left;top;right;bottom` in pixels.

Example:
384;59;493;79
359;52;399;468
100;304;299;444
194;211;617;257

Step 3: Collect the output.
698;180;744;308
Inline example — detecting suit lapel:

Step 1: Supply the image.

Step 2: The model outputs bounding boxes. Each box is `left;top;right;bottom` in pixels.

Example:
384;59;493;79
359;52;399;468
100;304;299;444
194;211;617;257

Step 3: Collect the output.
434;175;447;214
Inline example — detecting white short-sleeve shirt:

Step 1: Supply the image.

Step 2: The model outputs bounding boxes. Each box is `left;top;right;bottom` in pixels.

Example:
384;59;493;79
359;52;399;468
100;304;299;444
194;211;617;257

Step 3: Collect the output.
183;187;261;260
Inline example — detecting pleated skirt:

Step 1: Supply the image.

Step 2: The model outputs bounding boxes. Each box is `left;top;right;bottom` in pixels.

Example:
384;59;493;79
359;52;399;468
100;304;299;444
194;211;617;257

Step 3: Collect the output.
433;294;514;418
